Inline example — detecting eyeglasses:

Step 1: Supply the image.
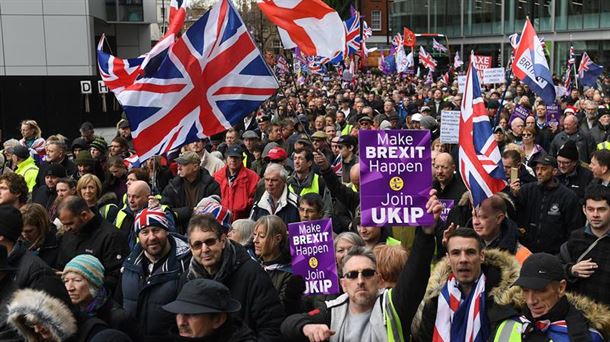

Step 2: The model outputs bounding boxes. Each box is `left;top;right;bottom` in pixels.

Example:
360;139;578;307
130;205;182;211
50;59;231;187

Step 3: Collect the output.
522;133;533;137
343;268;377;280
190;237;220;250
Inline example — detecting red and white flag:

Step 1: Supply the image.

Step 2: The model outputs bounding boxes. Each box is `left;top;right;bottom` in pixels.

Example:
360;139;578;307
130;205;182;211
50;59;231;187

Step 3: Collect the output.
257;0;345;58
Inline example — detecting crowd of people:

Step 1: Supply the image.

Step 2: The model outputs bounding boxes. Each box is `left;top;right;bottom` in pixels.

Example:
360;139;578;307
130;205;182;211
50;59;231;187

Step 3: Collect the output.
1;70;610;341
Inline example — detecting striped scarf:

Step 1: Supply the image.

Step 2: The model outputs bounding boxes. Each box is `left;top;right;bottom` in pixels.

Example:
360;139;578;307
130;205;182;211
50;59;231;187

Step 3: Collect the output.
518;317;604;342
433;273;489;342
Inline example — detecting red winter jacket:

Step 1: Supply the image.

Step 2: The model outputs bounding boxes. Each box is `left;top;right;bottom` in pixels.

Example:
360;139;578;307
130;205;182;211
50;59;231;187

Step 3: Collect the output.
213;165;260;221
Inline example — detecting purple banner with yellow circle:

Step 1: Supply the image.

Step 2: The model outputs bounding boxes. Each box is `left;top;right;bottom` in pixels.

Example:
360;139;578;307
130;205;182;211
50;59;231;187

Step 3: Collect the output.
359;130;434;227
288;218;339;296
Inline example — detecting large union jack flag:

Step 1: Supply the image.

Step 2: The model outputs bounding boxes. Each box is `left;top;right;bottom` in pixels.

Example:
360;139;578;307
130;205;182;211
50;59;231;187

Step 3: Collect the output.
97;0;187;95
344;14;361;55
116;0;278;161
459;53;506;207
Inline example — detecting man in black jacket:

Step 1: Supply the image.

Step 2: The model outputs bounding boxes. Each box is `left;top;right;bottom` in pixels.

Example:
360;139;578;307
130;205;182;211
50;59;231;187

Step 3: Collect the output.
161;278;256;341
32;163;66;213
434;152;467;202
560;184;610;307
556;139;593;202
511;154;584;254
184;215;284;342
55;196;129;293
0;205;70;334
162;151;221;232
281;191;442;342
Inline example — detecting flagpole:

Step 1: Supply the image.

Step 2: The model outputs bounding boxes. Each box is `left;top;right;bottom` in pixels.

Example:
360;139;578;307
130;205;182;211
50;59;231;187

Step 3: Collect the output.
494;54;514;127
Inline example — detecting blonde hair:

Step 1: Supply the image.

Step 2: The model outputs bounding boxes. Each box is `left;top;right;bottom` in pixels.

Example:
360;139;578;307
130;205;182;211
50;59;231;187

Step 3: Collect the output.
254;215;287;250
76;174;102;200
20;120;42;138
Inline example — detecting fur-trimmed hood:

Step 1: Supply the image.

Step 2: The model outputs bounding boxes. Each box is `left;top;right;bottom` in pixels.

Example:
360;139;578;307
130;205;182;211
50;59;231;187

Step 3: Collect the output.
7;288;77;342
412;249;520;333
495;286;610;338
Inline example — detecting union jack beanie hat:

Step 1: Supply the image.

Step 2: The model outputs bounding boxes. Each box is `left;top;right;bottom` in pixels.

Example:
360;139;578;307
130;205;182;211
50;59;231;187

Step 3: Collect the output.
135;208;170;235
193;195;233;232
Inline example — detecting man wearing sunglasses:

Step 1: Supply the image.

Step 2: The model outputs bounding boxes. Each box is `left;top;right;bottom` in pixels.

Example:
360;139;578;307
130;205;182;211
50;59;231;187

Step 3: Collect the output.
184;214;284;342
282;191;442;342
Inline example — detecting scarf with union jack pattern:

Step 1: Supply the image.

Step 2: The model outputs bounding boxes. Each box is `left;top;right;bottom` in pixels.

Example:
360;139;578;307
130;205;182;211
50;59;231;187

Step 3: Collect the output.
433;273;489;342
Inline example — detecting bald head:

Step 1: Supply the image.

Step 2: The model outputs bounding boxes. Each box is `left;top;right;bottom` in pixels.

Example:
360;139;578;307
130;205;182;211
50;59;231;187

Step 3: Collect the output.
350;163;360;189
127;180;151;212
511;117;524;136
564;115;578;134
434;152;456;186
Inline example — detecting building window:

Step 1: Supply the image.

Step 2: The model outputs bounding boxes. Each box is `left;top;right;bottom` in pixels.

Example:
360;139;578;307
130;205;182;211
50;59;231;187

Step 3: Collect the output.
371;10;382;31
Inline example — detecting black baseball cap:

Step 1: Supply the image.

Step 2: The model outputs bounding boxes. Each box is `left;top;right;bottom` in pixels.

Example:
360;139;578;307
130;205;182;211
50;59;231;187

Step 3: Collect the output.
514;253;565;290
162;279;241;314
45;164;67;178
337;135;357;147
531;154;557;168
226;145;244;158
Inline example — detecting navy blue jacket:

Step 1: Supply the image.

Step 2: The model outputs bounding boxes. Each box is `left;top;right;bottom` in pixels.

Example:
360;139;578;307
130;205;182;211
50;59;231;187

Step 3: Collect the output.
121;233;191;337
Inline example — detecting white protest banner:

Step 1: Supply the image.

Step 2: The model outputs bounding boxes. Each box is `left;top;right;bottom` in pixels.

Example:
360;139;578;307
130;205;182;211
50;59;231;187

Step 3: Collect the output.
458;76;466;93
440;110;460;144
483;67;505;84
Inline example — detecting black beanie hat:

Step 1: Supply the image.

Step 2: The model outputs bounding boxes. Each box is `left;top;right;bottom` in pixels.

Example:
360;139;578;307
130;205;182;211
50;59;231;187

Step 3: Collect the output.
0;205;23;242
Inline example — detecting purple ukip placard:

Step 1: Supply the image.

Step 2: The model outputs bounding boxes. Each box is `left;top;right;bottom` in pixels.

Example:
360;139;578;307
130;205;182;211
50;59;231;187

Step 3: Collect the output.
288;218;339;296
359;129;434;227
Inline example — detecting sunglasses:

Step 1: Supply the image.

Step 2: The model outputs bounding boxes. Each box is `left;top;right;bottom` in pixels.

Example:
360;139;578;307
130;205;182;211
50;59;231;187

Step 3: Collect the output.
190;237;220;250
343;268;376;280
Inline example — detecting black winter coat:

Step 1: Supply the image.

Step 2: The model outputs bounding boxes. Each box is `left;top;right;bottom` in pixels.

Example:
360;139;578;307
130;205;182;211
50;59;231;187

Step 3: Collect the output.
184;241;284;342
121;234;191;337
161;169;221;230
433;174;468;202
514;178;584;254
55;214;130;293
31;185;57;212
557;164;594;202
147;318;256;342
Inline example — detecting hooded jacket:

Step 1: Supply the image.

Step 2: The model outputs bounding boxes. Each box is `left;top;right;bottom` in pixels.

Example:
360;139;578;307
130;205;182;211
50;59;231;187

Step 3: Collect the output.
493;286;610;341
121;234;191;337
185;240;284;342
7;288;78;342
411;249;520;341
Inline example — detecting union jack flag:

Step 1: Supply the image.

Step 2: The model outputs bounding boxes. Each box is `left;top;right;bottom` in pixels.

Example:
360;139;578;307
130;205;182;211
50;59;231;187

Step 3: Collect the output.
432;38;448;53
363;21;372;40
97;41;145;95
344;13;361;55
134;208;170;232
392;33;403;48
116;0;278;161
459;53;506;207
97;0;187;95
419;46;437;70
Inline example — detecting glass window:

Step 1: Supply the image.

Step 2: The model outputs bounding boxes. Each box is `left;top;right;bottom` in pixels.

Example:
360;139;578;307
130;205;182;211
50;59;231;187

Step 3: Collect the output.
118;0;143;22
582;0;600;29
371;10;382;31
106;0;117;21
465;0;502;36
431;0;461;37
